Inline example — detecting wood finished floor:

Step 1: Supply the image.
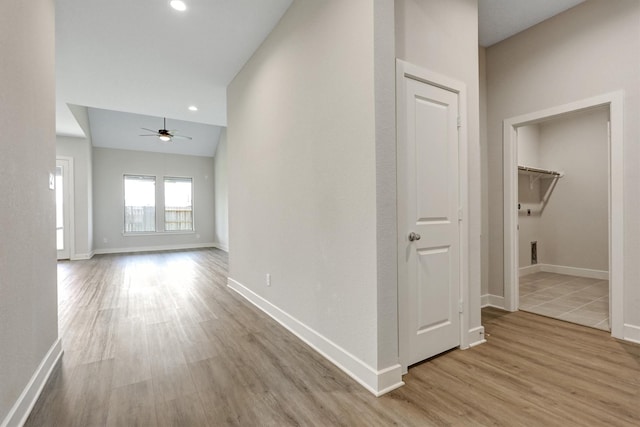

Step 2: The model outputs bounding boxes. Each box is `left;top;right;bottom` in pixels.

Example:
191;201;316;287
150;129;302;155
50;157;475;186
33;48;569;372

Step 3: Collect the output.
26;249;640;426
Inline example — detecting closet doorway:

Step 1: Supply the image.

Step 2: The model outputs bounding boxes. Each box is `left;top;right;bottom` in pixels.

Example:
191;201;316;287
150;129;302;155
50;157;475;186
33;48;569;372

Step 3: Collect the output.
503;92;624;339
517;107;609;330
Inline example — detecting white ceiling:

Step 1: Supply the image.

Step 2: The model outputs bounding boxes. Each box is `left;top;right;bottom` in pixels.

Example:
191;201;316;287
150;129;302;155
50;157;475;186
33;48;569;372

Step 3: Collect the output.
56;0;293;140
56;0;586;156
478;0;586;47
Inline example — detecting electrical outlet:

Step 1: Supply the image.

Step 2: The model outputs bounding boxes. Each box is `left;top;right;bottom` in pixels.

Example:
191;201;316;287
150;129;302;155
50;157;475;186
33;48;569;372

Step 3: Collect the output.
266;273;271;287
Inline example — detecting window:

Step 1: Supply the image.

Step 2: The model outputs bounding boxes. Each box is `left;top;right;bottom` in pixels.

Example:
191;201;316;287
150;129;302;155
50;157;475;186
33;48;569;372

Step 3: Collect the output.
164;177;193;231
124;175;156;232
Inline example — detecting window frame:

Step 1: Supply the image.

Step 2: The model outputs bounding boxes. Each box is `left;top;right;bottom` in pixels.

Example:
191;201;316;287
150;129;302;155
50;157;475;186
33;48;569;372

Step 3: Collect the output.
123;174;157;234
122;174;196;236
163;176;195;232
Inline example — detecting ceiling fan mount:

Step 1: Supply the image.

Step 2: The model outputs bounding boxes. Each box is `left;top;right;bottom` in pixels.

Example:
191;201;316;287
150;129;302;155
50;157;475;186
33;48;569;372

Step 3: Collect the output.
139;117;192;142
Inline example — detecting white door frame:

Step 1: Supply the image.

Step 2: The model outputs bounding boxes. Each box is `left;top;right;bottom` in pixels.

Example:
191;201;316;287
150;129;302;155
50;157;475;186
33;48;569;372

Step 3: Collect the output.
56;156;75;260
397;60;470;370
503;91;624;339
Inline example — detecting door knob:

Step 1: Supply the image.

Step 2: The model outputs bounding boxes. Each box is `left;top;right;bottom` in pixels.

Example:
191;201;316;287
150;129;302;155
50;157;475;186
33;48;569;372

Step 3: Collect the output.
408;232;421;241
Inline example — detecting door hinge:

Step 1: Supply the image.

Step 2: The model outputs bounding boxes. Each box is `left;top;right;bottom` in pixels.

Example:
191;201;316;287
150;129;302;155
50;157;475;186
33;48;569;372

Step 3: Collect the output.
458;208;463;222
458;300;464;313
457;116;462;129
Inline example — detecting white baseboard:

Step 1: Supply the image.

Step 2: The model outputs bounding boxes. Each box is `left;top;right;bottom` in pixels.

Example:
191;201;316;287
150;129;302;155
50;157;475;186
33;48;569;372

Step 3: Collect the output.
227;277;404;396
466;326;486;348
481;294;505;309
1;339;63;427
213;242;229;252
93;242;216;255
71;251;94;260
539;264;608;280
519;264;608;280
623;323;640;345
519;264;542;276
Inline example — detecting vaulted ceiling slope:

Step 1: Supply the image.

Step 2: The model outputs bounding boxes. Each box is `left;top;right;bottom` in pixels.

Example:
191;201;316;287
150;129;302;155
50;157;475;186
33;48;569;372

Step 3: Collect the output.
56;0;293;138
56;0;585;155
478;0;585;47
88;107;222;157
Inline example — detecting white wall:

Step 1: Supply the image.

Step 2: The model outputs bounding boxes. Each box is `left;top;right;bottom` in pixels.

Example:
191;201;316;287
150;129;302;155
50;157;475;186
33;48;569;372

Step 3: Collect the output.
57;136;93;258
92;148;216;253
395;0;483;335
0;0;60;424
68;105;94;254
227;0;401;393
213;128;229;252
373;0;399;371
485;0;640;330
479;46;489;297
227;0;482;394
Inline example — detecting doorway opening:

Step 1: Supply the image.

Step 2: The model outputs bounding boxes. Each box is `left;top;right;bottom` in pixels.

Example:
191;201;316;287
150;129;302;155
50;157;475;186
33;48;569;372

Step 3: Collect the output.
516;107;609;330
396;60;477;374
56;157;74;260
503;92;624;339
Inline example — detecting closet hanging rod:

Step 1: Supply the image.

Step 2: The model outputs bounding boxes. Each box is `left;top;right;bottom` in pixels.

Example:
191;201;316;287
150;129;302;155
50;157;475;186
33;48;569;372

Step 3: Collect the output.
517;165;562;177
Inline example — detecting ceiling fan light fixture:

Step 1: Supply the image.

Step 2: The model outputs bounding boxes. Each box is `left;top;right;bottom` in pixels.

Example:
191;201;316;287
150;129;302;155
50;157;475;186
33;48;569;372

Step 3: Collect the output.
170;1;187;12
159;135;172;142
188;105;198;111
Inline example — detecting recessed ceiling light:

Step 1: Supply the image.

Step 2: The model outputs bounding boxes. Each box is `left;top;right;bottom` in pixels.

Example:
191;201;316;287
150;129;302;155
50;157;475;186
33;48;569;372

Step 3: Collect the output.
188;105;198;112
170;1;187;12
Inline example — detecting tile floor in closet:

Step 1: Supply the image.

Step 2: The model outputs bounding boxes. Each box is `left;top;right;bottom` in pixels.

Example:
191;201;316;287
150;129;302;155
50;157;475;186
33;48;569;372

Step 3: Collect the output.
519;272;609;331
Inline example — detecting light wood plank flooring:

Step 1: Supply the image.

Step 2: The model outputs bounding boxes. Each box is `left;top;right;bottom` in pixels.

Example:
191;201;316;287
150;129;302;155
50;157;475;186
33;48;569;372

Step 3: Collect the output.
520;272;609;330
26;249;640;426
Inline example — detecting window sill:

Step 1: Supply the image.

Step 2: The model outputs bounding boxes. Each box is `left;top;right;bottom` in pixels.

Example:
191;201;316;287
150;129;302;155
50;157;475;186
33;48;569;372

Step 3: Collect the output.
122;231;196;237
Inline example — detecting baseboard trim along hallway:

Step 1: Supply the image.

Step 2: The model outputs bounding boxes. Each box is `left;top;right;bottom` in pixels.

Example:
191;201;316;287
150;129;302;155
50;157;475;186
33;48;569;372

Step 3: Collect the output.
1;339;62;427
227;277;404;396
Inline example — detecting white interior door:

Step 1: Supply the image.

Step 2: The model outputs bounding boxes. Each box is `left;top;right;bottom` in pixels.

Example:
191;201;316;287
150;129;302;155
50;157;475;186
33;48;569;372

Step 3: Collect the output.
398;74;461;370
56;158;71;260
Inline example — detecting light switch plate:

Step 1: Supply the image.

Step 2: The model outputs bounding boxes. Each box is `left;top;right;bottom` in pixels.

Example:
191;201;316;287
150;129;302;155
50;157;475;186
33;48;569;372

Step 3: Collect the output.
49;173;55;190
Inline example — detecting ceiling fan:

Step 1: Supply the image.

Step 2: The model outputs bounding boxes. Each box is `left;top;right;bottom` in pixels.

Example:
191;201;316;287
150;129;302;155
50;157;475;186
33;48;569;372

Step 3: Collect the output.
140;117;192;142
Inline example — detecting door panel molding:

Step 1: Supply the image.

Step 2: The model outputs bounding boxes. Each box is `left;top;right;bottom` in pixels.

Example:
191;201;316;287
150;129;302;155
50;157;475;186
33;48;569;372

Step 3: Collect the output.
396;60;471;372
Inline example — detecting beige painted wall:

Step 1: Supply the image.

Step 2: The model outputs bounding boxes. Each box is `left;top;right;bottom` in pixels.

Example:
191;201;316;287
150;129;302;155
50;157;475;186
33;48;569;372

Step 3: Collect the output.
0;0;58;422
517;124;542;268
93;148;216;252
213;128;229;251
517;109;609;271
485;0;640;328
395;0;482;331
538;108;609;270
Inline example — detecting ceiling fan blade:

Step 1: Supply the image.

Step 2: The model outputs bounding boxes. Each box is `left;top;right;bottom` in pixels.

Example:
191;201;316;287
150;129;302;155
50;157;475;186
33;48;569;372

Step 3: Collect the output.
141;128;159;133
172;135;192;140
139;134;159;137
